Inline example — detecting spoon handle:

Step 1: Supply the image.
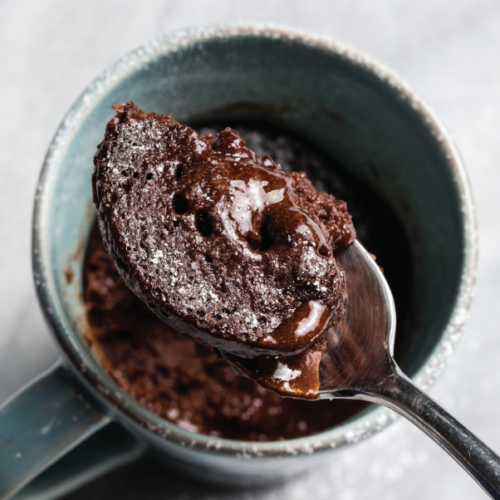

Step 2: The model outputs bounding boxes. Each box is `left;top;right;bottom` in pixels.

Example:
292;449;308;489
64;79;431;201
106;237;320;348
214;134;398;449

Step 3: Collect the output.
361;366;500;499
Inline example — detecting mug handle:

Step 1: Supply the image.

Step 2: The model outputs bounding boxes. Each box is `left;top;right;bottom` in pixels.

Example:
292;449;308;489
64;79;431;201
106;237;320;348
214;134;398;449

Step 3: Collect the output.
0;362;144;500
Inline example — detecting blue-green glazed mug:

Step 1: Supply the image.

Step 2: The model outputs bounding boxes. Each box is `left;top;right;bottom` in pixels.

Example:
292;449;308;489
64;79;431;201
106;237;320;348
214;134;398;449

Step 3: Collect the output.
0;24;476;500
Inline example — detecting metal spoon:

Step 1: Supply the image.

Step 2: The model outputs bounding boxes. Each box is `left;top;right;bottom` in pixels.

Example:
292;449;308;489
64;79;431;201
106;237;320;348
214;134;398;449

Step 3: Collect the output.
319;240;500;498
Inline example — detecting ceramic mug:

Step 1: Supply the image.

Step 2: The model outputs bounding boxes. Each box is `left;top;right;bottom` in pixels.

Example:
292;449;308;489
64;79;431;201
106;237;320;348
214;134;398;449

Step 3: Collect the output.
0;24;476;500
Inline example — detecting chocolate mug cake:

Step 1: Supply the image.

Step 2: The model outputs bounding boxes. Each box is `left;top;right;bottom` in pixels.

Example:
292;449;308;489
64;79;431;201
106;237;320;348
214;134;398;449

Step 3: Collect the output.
87;103;411;440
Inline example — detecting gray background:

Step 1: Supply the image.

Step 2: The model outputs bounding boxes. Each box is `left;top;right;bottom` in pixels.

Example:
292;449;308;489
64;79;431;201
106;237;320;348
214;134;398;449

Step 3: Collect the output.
1;0;499;498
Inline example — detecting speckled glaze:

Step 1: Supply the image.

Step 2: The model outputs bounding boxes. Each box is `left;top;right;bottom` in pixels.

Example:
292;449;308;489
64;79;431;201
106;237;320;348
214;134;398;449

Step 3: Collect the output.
11;23;477;496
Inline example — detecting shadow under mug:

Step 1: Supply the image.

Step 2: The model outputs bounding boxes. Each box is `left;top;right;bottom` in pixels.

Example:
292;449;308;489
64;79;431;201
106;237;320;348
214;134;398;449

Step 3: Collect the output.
0;24;476;500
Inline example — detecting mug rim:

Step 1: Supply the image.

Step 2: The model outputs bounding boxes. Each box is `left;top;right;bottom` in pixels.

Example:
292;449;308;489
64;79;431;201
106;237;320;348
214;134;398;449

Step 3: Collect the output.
32;22;477;457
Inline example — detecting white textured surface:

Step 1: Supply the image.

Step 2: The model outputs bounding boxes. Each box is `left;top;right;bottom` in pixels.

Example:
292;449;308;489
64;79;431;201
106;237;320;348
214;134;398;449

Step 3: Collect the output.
1;0;499;498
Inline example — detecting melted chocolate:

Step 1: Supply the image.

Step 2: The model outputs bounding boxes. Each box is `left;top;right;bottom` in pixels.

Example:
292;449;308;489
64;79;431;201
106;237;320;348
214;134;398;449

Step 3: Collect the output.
92;103;356;397
222;348;323;399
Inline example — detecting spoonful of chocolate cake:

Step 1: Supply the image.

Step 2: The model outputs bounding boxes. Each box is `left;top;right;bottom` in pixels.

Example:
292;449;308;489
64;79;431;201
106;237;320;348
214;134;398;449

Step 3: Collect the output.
92;102;500;498
93;102;355;398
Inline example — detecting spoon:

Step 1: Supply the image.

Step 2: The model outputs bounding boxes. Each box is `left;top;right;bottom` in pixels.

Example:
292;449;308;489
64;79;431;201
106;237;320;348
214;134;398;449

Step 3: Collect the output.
319;240;500;497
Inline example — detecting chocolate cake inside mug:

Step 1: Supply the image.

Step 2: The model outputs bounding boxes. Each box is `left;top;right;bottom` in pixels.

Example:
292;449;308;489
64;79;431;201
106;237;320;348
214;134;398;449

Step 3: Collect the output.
87;103;412;440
